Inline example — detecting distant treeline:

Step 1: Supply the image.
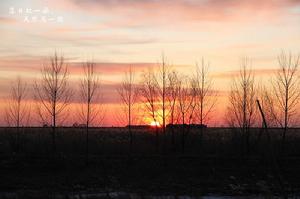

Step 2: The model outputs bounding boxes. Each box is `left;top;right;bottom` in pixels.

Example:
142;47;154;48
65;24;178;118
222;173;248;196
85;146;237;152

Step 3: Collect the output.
2;50;300;157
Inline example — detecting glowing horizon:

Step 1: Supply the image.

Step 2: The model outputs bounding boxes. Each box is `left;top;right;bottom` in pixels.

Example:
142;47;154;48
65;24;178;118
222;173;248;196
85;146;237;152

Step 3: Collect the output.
0;0;300;126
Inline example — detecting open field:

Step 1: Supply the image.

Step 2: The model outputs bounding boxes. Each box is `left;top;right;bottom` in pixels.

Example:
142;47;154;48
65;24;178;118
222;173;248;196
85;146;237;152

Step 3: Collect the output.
0;127;300;197
1;127;300;156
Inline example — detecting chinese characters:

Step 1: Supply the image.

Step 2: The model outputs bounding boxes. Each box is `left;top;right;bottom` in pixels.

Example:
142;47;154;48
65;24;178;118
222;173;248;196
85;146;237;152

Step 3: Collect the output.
9;7;64;23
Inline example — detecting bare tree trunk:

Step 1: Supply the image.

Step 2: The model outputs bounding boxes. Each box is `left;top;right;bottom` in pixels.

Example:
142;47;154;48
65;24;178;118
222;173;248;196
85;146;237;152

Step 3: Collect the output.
269;51;300;152
155;119;159;152
157;55;168;153
117;67;138;155
171;113;175;150
34;52;72;157
140;69;159;153
79;62;101;165
177;76;194;153
192;59;217;148
52;98;57;154
86;103;90;165
167;71;179;151
5;77;29;154
129;102;132;152
227;57;256;155
283;86;288;148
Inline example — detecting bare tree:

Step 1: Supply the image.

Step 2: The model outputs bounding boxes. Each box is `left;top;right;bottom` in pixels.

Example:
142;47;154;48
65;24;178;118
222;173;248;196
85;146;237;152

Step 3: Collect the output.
257;84;282;128
140;68;160;151
5;77;29;127
270;51;300;146
192;59;217;147
4;77;30;152
193;59;217;126
227;57;256;152
34;53;72;154
79;61;101;164
117;66;138;153
155;55;170;151
178;77;193;125
166;71;180;148
177;76;196;152
187;81;197;126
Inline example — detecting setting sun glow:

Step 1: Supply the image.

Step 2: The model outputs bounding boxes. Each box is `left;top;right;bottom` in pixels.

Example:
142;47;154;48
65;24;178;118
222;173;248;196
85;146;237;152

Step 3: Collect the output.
0;0;300;128
150;121;161;127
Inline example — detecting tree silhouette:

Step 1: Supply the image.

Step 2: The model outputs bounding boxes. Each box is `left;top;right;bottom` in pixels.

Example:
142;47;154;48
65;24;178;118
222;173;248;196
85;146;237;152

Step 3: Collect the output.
166;71;180;148
155;55;170;151
117;66;138;153
271;51;300;148
34;53;72;154
79;61;102;164
192;59;217;146
4;77;30;152
177;76;196;152
193;59;217;127
140;68;160;151
227;57;256;152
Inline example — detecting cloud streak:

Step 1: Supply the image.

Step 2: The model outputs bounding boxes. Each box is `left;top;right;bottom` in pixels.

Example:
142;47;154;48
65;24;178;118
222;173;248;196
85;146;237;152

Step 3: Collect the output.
53;0;300;26
212;68;281;79
0;56;159;75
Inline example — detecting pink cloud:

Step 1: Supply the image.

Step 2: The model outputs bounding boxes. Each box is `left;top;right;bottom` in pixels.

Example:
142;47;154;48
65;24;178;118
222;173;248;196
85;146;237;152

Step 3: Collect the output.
70;62;157;75
47;0;300;27
0;55;158;74
212;68;280;79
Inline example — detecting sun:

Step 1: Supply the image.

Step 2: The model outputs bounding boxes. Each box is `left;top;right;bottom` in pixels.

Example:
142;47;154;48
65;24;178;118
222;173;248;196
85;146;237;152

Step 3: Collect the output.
150;121;161;127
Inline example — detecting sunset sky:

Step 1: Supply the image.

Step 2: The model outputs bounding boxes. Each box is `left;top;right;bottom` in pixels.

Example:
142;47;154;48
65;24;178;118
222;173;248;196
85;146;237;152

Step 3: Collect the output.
0;0;300;126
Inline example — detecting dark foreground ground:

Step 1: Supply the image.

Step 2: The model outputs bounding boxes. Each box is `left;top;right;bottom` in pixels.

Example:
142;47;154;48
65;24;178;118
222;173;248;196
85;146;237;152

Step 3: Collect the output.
0;127;300;198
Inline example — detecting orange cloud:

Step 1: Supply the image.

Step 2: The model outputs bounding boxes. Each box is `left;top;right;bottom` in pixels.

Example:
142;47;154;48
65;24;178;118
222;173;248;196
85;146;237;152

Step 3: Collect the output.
0;17;17;24
212;68;280;79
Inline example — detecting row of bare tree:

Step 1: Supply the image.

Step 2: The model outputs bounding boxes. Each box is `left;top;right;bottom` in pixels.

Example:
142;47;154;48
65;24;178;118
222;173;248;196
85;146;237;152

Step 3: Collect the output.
117;55;217;152
4;53;101;160
226;52;300;151
3;51;300;155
